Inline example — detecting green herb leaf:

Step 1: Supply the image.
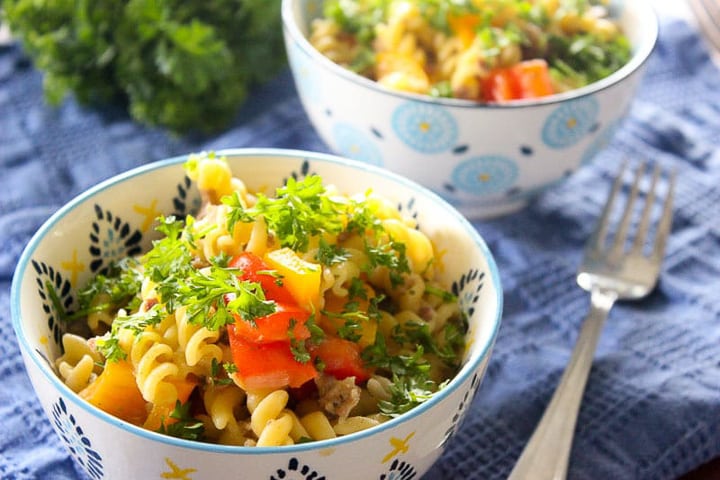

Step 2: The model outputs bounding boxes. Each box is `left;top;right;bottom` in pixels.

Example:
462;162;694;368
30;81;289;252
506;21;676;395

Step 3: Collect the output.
96;304;166;362
224;175;347;252
157;400;205;441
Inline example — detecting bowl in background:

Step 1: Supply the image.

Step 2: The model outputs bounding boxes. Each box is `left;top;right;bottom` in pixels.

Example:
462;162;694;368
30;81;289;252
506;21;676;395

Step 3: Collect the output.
282;0;658;219
11;148;503;479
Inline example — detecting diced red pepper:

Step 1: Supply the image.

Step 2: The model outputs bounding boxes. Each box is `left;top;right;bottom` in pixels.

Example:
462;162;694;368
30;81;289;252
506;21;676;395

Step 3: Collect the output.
511;59;554;99
483;59;555;102
229;252;296;304
483;67;520;102
231;302;311;344
312;336;373;383
227;326;318;390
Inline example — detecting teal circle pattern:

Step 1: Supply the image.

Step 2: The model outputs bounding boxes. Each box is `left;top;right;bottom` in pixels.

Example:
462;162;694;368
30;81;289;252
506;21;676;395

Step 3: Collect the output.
391;101;458;153
332;123;384;166
451;155;519;195
581;119;621;166
542;96;599;149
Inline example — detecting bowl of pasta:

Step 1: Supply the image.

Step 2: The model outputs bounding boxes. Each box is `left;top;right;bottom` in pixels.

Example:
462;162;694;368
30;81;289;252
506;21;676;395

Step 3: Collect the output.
282;0;658;218
11;148;502;479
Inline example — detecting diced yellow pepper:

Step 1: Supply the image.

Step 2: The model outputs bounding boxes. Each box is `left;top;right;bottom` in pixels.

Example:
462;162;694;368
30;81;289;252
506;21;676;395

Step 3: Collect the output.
264;247;322;311
79;360;148;425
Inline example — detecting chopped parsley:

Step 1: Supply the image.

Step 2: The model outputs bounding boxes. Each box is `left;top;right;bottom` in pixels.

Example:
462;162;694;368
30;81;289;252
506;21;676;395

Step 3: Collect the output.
177;263;275;331
363;239;410;287
315;237;350;266
157;400;205;441
96;304;165;361
289;315;325;363
91;213;276;362
379;375;446;416
224;175;347;253
74;257;143;320
208;358;236;387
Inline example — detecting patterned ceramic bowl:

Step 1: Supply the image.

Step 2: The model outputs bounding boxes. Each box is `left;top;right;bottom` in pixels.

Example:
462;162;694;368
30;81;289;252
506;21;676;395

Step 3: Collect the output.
282;0;658;218
11;149;502;480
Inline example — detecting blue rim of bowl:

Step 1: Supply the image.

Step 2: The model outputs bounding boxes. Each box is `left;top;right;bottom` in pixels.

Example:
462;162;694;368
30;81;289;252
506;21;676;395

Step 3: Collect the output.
11;147;504;455
281;0;659;109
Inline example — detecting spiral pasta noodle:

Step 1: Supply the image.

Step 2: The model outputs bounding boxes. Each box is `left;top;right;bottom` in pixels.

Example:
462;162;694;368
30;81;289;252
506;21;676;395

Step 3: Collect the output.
175;306;223;368
130;330;179;404
55;333;102;392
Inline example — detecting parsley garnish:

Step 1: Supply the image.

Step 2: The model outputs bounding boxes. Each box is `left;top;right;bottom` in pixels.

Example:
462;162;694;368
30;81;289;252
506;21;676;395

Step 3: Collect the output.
208;358;236;386
222;191;255;233
424;284;457;303
224;175;347;252
288;315;325;363
378;375;441;416
74;257;143;320
362;334;431;380
315;237;350;266
157;400;205;441
93;214;277;362
363;239;410;287
96;304;165;361
177;263;275;331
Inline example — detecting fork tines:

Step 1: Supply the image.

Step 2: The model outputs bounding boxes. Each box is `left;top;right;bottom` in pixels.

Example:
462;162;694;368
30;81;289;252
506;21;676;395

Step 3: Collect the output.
590;161;676;259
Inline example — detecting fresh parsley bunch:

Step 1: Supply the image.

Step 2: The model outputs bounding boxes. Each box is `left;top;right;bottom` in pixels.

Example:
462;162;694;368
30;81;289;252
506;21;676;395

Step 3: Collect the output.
2;0;286;133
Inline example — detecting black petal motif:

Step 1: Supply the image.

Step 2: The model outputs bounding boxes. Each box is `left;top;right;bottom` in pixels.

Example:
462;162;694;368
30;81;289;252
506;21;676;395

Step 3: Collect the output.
88;204;143;274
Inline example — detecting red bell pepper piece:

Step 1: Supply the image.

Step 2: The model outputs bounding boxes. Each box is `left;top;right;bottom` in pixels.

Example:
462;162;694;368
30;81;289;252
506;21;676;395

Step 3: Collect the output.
227;326;318;390
229;252;296;304
312;336;373;383
231;302;311;344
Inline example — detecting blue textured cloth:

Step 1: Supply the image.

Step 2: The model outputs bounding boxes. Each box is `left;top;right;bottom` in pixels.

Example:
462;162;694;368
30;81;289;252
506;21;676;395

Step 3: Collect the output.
2;17;719;480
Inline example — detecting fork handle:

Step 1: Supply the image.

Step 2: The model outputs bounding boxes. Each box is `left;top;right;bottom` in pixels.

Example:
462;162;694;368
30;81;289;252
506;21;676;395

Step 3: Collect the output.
507;288;618;480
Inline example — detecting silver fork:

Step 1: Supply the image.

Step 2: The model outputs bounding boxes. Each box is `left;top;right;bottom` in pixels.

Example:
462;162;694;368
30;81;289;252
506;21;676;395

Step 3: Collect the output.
507;161;676;480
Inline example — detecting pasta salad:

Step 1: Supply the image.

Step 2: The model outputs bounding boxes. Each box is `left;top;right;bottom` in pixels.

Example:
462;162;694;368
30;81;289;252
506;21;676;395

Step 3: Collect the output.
310;0;631;102
54;152;468;446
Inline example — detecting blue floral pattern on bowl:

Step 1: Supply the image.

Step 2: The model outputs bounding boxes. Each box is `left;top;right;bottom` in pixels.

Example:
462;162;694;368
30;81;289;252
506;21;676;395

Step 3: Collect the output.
542;96;600;149
332;123;384;166
391;102;458;153
450;156;519;195
52;398;104;479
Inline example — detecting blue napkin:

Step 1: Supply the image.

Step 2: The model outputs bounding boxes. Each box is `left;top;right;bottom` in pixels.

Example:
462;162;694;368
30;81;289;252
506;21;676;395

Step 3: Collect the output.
1;17;719;480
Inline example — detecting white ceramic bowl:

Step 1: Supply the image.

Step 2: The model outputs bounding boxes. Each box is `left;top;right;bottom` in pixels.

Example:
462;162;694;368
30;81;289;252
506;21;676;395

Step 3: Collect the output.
11;148;502;480
282;0;658;219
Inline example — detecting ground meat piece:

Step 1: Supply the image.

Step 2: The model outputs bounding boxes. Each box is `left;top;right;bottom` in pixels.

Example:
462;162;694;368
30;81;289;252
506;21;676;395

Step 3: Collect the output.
315;374;361;420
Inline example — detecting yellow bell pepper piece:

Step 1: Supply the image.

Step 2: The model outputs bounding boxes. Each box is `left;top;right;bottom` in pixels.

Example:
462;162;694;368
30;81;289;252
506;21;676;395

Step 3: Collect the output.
79;360;148;425
264;247;322;311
